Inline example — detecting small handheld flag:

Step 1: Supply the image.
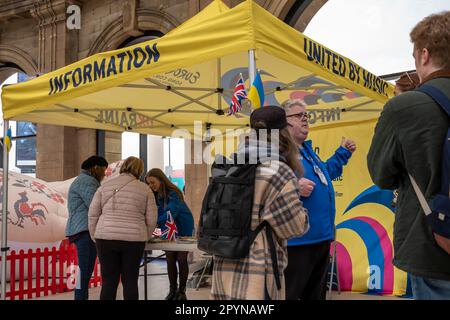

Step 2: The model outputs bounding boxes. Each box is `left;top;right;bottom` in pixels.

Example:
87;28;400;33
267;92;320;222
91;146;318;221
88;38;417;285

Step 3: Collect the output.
248;71;265;109
4;127;12;153
161;210;178;241
228;74;247;116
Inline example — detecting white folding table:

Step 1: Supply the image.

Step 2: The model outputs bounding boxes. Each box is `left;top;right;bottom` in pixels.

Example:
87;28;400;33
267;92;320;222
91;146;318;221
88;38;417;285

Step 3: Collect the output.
142;240;197;300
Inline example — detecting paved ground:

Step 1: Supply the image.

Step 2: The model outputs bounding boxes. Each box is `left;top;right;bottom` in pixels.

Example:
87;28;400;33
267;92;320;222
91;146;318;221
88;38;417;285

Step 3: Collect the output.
35;254;406;301
36;286;405;300
36;257;212;300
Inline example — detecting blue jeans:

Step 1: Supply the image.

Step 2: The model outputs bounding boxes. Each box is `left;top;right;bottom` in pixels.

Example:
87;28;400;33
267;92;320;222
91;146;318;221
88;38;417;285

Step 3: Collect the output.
410;275;450;300
73;232;97;300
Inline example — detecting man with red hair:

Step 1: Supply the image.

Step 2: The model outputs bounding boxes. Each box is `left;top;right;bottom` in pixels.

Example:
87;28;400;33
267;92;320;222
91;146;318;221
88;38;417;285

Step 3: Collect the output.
368;11;450;300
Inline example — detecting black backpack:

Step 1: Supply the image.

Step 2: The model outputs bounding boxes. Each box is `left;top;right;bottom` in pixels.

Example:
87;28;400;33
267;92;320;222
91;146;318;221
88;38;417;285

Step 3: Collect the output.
197;155;282;289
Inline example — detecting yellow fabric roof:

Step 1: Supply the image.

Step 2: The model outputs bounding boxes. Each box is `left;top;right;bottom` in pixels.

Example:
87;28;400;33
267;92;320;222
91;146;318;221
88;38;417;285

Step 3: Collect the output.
1;0;393;138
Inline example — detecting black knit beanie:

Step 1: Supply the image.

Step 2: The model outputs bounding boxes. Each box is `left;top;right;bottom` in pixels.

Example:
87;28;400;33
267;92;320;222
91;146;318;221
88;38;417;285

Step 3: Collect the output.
250;106;287;130
81;156;108;170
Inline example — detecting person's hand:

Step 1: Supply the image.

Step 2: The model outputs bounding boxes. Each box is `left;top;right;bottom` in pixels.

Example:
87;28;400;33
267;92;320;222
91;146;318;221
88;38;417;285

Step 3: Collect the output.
341;137;356;153
299;178;316;197
153;228;162;237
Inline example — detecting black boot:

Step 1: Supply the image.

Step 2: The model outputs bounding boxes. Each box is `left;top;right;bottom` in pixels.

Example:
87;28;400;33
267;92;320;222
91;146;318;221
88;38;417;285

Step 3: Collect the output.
165;286;178;300
175;287;187;300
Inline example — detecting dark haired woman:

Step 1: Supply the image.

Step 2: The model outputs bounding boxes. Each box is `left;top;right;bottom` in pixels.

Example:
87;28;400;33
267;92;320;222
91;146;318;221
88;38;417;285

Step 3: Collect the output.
145;168;195;300
66;155;108;300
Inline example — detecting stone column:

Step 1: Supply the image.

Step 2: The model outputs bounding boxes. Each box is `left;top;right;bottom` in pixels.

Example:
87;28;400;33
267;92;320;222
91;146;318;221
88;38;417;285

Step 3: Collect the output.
104;131;122;164
184;139;208;228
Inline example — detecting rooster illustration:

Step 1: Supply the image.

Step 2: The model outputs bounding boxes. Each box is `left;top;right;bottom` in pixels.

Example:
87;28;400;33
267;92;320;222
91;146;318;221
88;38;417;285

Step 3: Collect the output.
12;191;48;228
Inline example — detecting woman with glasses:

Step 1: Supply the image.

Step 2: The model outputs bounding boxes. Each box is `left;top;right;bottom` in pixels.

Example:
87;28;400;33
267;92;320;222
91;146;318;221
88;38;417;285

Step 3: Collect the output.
281;98;356;300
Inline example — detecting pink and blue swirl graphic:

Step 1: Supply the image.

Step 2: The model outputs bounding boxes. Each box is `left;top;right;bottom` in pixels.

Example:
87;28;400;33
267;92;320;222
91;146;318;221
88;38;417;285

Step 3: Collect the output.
335;185;397;295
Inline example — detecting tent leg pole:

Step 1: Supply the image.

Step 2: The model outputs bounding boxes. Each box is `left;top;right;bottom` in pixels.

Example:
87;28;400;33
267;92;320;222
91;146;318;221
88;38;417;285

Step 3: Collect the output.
248;49;256;87
1;119;9;300
217;58;222;112
328;240;336;300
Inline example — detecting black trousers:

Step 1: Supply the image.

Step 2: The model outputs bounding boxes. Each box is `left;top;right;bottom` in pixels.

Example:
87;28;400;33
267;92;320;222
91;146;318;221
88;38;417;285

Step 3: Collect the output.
96;239;145;300
165;251;189;291
284;240;331;300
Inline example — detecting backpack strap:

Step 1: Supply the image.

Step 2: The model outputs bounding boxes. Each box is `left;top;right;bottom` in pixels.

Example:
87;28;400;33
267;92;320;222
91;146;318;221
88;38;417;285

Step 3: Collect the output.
417;84;450;116
409;84;450;216
265;225;282;291
408;174;432;216
253;220;282;291
102;179;135;209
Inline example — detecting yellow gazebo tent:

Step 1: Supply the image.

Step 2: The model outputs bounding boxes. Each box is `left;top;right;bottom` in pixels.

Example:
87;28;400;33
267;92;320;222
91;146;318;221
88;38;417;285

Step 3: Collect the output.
1;0;402;298
1;0;392;136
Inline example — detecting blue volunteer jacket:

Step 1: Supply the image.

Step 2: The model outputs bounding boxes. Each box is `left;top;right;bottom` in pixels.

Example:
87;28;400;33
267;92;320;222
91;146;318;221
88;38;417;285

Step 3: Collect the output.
155;190;195;237
288;140;352;246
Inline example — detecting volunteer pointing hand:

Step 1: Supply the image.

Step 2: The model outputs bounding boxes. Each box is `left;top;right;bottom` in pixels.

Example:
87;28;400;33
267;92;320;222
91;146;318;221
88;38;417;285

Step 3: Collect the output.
341;137;356;153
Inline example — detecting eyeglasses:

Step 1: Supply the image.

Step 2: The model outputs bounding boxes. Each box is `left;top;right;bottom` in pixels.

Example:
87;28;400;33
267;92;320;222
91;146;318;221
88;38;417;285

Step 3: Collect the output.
287;112;310;120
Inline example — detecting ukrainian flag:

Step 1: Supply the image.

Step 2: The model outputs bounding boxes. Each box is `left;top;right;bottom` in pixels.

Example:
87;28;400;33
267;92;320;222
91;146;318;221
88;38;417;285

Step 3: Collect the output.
248;71;265;108
4;127;12;152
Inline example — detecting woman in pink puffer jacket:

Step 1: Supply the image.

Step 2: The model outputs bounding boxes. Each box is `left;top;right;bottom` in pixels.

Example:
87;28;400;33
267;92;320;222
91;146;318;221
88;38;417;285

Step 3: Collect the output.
88;156;157;300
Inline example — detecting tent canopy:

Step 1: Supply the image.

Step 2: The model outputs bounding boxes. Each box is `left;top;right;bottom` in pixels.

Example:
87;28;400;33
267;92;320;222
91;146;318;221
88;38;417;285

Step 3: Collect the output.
1;0;394;139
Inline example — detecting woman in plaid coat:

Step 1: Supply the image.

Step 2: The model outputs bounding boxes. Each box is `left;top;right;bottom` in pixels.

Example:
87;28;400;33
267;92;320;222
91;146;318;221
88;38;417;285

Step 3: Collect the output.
211;106;309;300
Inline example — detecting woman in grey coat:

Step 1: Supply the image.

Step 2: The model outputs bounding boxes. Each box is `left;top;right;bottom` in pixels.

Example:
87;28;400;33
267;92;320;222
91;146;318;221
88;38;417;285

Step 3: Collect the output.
66;155;108;300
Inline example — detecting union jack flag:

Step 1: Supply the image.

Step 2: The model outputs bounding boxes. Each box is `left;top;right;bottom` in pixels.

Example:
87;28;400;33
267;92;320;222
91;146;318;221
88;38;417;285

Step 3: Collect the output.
228;75;247;116
161;210;178;241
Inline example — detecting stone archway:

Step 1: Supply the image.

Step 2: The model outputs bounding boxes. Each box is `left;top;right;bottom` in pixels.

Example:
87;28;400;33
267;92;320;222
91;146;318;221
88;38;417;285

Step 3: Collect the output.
223;0;327;32
0;45;39;175
0;45;38;84
88;8;180;56
279;0;328;32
